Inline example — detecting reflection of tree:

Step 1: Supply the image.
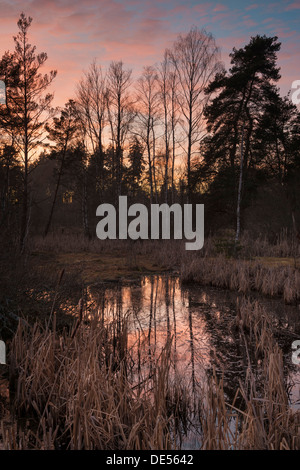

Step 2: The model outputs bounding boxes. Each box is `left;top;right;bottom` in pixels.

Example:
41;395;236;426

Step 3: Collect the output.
187;292;196;397
164;276;171;342
88;276;298;415
172;281;177;352
189;293;247;407
130;280;143;312
148;276;155;373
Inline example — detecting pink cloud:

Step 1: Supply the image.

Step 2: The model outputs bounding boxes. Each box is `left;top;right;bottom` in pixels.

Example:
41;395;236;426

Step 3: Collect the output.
102;41;156;62
262;17;275;23
243;19;257;27
217;34;249;59
276;28;297;38
245;3;259;10
285;1;300;10
213;4;228;12
211;12;232;23
0;0;298;107
242;15;257;27
192;3;213;15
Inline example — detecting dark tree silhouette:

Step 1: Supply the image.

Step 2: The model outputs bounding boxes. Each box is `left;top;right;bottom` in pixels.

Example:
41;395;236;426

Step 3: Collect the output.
202;35;282;239
44;100;80;237
0;13;57;250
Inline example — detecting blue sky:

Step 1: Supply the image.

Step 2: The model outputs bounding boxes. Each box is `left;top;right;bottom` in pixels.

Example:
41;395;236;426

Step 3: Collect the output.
0;0;299;104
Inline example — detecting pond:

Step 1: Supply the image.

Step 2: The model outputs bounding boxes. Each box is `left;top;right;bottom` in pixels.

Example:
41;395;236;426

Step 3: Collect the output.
1;272;299;450
87;274;300;411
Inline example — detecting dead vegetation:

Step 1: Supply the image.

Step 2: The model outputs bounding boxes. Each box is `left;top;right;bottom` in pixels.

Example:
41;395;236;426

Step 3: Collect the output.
180;256;300;304
29;232;300;303
0;296;299;450
0;231;299;449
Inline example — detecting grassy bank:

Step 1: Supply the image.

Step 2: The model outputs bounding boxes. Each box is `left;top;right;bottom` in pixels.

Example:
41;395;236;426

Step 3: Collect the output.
180;256;300;304
27;232;300;303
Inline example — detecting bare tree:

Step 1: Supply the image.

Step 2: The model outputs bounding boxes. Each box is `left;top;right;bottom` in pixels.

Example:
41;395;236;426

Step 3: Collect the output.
168;26;221;200
158;54;171;203
76;61;108;196
169;69;180;203
157;53;181;203
107;61;135;197
135;66;160;204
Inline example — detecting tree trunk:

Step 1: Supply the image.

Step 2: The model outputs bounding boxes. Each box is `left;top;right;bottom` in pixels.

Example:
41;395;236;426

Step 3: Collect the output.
235;122;245;244
44;139;69;237
20;135;28;252
82;169;90;238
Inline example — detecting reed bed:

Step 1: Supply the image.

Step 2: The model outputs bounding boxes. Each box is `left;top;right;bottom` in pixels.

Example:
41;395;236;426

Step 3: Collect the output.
1;308;190;450
29;232;300;303
180;256;300;304
240;230;300;259
197;298;300;450
30;229;300;260
0;296;299;450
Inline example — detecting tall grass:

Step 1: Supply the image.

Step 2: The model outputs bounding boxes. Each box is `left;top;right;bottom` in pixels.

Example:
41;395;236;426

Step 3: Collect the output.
181;256;300;304
0;297;299;450
198;298;300;450
2;308;188;450
30;229;300;259
29;233;300;304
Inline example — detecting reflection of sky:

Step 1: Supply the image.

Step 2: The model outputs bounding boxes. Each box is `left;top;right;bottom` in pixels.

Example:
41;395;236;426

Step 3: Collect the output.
87;274;300;407
0;1;300;105
0;80;5;104
88;276;212;387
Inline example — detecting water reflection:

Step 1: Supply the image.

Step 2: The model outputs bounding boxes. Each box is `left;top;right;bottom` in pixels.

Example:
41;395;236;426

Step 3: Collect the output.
87;274;300;409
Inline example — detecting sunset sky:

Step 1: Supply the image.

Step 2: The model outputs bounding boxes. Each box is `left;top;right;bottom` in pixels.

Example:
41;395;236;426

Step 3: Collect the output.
0;0;300;106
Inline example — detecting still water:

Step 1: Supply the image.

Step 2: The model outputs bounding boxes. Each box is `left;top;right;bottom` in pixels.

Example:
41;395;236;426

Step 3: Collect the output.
86;274;300;410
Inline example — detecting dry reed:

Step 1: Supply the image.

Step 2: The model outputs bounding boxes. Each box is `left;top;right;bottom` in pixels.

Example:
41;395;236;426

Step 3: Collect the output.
180;256;300;304
1;295;299;450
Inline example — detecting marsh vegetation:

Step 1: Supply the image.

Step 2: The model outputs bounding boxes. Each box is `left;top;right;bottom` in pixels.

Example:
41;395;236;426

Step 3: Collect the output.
1;239;299;450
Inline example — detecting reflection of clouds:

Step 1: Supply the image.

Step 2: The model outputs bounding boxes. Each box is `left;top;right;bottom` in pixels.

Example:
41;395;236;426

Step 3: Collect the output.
0;80;5;104
87;275;300;404
89;275;213;388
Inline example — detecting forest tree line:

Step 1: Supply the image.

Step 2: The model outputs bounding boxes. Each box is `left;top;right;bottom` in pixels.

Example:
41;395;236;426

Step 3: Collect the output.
0;13;300;250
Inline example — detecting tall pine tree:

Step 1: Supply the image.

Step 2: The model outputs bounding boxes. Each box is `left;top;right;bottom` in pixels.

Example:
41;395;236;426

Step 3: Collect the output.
0;13;57;250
